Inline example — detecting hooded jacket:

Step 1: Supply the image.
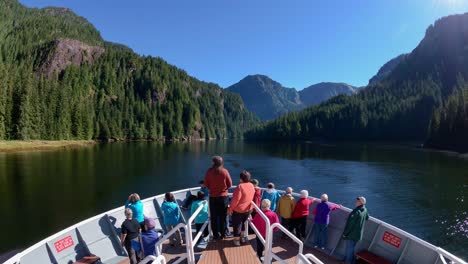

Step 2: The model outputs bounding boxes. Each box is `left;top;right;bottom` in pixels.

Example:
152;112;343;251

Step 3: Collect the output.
261;188;281;212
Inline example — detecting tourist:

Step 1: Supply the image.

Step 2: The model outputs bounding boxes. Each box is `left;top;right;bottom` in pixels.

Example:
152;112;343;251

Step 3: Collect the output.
312;194;341;250
191;191;209;242
251;199;279;260
181;180;208;209
342;196;369;264
261;183;281;212
277;187;295;236
141;217;160;258
229;170;255;246
161;192;183;246
204;156;232;240
125;193;145;230
250;179;262;218
120;208;141;264
291;190;315;241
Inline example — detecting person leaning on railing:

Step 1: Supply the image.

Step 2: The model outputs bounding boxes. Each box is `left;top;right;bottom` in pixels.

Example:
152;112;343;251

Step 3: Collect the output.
251;199;279;261
291;190;315;241
229;170;255;246
204;155;232;240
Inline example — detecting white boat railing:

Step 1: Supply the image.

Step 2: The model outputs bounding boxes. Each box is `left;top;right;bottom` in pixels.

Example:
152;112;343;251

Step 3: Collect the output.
247;201;271;263
153;222;188;264
138;254;167;264
296;253;324;264
185;200;208;264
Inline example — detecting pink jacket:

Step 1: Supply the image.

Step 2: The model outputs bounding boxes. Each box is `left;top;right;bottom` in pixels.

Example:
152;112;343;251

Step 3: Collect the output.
251;209;279;238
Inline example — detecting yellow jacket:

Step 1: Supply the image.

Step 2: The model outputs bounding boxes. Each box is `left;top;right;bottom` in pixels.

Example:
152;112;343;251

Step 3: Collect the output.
277;194;295;219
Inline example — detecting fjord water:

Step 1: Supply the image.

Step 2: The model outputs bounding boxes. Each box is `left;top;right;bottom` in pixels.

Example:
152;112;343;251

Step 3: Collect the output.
0;141;466;259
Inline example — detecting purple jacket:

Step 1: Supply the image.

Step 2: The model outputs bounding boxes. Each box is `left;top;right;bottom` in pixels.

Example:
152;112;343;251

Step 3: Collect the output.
313;201;340;225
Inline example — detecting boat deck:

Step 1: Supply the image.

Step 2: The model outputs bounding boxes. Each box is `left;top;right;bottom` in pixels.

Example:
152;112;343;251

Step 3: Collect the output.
161;231;342;264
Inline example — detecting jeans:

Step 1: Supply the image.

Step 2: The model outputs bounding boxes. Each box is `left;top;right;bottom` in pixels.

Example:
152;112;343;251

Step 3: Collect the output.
312;223;328;248
209;196;229;239
344;239;357;264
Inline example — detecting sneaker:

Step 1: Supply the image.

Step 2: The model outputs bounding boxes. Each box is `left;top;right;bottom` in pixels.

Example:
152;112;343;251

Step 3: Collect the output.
225;232;234;238
233;240;240;246
240;237;247;243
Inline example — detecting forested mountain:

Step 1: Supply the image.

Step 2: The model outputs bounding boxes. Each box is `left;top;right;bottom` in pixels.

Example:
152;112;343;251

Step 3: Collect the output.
299;82;356;106
226;75;303;120
227;75;356;120
246;13;468;152
0;0;259;141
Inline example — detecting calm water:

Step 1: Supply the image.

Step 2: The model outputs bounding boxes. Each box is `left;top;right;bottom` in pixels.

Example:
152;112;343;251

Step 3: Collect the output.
0;141;467;259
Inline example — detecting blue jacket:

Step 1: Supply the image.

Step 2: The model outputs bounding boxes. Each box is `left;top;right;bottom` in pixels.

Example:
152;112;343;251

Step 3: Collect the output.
261;189;282;212
161;201;180;226
141;229;160;257
201;187;210;198
125;200;144;223
191;200;208;224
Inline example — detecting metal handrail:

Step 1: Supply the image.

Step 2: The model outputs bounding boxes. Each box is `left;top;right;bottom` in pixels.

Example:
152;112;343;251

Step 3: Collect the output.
154;222;188;264
265;222;304;264
138;254;167;264
185;200;208;263
249;201;271;263
296;253;324;264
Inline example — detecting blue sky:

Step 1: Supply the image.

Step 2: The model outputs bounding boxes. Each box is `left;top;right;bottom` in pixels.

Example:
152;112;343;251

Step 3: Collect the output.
20;0;468;89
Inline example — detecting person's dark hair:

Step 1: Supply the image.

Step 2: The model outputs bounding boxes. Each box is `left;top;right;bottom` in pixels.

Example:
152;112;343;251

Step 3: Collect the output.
165;192;175;202
267;182;275;189
211;156;223;171
240;170;251;183
197;191;205;200
199;180;204;184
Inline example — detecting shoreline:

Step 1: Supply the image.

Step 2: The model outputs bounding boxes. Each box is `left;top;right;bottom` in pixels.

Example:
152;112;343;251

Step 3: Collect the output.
0;140;97;153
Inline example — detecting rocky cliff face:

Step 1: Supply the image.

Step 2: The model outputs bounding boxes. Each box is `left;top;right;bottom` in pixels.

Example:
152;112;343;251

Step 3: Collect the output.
299;82;356;106
368;54;407;85
227;75;304;120
37;38;105;77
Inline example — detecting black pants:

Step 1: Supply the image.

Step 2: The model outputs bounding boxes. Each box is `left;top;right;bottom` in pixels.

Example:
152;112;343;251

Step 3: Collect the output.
281;217;294;234
256;236;264;259
209;196;229;239
196;223;209;237
294;216;308;239
124;239;140;264
183;195;197;208
232;211;250;237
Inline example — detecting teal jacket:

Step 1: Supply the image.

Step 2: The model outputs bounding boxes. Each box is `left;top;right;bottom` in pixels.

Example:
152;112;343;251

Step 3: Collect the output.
191;200;208;224
161;201;180;226
342;205;369;242
125;200;144;223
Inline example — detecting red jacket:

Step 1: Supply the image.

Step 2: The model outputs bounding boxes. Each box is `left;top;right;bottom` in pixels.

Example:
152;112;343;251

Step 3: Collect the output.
229;182;255;213
252;187;262;212
291;198;315;219
252;209;279;238
204;167;232;197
